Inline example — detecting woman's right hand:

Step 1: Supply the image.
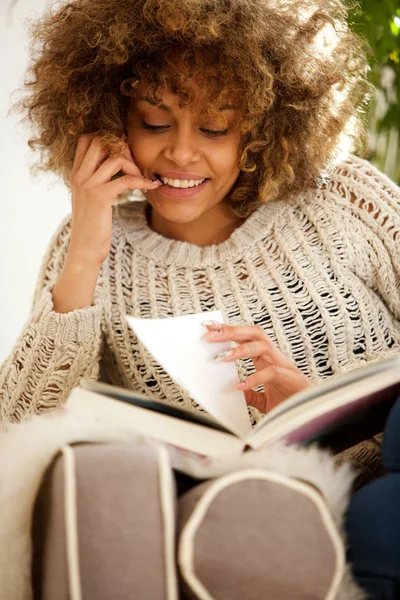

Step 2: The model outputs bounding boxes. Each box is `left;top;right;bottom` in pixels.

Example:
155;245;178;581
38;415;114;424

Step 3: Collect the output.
52;134;161;313
68;133;161;267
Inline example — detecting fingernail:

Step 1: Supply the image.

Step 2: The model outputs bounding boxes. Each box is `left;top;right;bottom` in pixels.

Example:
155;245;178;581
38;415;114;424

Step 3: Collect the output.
214;350;233;362
236;381;247;389
201;320;222;329
202;331;224;340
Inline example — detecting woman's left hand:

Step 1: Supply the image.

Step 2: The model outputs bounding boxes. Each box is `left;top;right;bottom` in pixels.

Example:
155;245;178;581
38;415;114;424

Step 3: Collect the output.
202;321;314;414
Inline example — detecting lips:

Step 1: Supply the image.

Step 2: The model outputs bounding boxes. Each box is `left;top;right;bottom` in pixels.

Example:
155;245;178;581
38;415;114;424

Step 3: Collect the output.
154;171;210;181
154;173;210;183
154;177;210;197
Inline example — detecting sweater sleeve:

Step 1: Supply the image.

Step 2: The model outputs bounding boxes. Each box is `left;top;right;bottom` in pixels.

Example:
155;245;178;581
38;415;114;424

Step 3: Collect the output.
328;154;400;320
317;155;400;377
0;214;104;423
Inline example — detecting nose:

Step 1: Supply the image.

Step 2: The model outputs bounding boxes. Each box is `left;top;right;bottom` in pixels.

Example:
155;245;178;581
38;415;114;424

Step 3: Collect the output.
163;126;201;167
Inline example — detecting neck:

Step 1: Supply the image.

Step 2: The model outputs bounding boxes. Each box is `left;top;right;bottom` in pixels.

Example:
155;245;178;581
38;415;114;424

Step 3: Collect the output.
148;202;246;246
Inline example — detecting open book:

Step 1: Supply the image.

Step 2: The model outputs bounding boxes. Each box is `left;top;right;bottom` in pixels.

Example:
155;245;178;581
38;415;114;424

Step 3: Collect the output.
66;353;400;462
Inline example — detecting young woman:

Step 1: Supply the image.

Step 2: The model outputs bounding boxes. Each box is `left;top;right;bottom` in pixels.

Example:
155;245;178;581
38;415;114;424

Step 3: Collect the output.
2;0;399;426
0;1;400;594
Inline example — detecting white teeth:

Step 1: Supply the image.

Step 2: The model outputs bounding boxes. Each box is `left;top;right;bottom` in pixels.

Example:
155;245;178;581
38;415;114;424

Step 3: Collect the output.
160;176;206;188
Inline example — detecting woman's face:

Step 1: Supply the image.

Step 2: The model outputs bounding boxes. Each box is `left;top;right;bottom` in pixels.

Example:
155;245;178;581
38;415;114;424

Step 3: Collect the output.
126;82;243;244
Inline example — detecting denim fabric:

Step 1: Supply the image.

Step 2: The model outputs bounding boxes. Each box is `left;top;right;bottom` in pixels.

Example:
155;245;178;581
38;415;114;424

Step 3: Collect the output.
345;397;400;599
352;575;400;600
382;398;400;474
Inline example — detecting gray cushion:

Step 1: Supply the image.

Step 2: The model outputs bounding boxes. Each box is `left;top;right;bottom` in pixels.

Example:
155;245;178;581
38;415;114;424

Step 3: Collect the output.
177;469;344;600
32;442;178;600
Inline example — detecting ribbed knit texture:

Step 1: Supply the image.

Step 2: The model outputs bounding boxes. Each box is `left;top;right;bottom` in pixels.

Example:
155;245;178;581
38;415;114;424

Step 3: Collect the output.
1;154;400;425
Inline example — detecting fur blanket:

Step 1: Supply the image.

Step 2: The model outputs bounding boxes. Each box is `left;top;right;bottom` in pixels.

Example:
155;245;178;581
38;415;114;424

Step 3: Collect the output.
0;403;365;599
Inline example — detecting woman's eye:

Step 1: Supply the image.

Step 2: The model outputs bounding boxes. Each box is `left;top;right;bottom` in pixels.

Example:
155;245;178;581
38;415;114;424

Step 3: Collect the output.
142;121;169;131
201;128;228;137
141;121;228;137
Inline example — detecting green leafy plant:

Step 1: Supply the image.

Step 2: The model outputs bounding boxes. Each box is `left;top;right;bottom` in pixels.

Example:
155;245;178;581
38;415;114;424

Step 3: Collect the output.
348;0;400;181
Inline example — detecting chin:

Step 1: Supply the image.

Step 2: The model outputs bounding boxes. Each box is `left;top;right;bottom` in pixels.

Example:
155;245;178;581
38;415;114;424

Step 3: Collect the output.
150;199;209;224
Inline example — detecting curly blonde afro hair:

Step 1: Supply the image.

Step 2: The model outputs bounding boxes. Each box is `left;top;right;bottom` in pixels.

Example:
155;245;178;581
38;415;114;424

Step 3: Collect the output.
10;0;372;216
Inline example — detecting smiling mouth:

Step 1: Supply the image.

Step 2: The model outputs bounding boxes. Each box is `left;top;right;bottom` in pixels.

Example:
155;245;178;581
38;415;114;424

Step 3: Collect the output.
154;174;211;188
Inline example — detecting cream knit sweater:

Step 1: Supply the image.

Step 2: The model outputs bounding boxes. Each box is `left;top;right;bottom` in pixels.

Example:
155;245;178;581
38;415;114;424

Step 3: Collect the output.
1;154;400;424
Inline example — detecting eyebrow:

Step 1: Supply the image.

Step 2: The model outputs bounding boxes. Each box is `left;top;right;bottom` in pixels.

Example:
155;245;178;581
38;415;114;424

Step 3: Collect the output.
138;96;235;112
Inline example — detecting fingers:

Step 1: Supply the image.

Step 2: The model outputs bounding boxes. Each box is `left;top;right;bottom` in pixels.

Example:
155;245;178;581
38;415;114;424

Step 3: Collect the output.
202;322;269;344
214;340;271;363
70;134;145;186
90;154;143;186
70;133;98;182
102;174;161;200
236;365;281;390
243;384;300;414
120;142;140;171
236;365;311;393
201;321;313;409
202;322;294;369
242;389;269;413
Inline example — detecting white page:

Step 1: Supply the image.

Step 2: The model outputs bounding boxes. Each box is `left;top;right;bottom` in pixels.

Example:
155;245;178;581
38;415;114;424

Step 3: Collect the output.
126;311;251;438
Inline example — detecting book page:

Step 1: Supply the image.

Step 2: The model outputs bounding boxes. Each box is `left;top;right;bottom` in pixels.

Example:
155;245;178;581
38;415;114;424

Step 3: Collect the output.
67;388;244;468
81;380;233;433
126;310;252;438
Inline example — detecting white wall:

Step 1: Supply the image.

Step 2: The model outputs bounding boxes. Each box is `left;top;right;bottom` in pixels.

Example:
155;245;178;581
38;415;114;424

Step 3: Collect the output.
0;0;70;364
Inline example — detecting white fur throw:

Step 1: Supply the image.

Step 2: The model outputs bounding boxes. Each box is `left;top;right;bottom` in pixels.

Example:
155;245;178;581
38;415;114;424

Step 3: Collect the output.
0;404;365;599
